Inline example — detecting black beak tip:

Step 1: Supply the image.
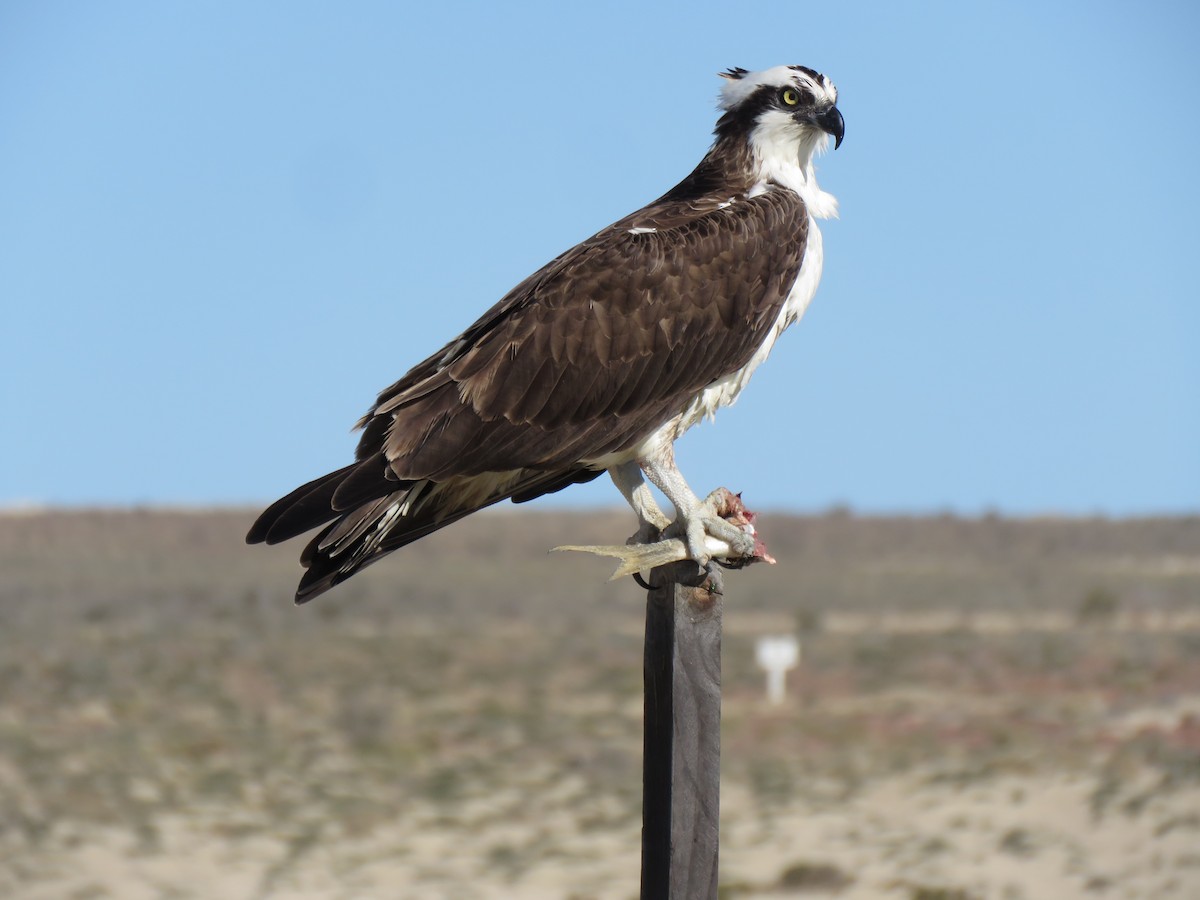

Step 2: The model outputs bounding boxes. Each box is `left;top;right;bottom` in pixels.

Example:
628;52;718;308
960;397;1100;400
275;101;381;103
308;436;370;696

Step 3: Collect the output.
824;106;845;150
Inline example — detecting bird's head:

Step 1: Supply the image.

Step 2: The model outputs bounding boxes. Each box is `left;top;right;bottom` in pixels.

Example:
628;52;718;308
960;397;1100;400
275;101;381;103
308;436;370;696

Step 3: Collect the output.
718;65;843;153
716;65;843;215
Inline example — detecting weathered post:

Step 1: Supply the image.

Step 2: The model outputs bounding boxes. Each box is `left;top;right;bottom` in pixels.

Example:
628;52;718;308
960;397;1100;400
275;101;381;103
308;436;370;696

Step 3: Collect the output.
640;561;723;900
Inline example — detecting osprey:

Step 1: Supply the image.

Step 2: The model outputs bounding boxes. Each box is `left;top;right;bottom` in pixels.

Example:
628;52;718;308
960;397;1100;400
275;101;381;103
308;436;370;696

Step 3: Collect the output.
248;65;844;602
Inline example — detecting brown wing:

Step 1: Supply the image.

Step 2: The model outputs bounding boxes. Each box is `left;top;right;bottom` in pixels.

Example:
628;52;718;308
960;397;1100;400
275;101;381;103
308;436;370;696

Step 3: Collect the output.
364;188;809;481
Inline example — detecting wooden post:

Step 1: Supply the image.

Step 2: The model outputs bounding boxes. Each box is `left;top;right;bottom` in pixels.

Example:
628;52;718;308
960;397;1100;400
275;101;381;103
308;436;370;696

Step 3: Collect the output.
640;561;723;900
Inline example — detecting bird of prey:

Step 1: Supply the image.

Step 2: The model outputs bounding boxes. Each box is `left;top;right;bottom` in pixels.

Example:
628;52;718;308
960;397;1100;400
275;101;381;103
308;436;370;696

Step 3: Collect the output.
247;64;844;603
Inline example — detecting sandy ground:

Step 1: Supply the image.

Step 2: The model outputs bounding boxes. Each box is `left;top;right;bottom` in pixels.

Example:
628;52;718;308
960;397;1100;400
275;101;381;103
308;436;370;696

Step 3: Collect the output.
5;766;1199;899
721;771;1200;899
3;510;1197;899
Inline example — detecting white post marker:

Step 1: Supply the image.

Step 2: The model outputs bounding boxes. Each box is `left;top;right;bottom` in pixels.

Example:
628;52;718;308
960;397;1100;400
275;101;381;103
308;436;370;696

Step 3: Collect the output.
755;635;800;705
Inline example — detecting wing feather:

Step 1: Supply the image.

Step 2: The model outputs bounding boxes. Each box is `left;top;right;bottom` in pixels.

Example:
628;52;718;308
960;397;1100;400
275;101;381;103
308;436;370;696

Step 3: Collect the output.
463;193;795;424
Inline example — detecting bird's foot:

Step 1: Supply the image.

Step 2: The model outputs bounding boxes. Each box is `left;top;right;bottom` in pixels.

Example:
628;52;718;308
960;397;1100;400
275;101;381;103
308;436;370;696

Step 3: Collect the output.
672;487;777;572
552;488;775;581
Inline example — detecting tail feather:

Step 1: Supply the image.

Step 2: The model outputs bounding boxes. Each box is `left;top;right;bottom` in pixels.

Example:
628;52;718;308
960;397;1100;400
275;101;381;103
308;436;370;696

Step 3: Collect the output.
254;465;602;604
331;456;410;511
294;487;478;603
317;491;411;555
246;464;356;545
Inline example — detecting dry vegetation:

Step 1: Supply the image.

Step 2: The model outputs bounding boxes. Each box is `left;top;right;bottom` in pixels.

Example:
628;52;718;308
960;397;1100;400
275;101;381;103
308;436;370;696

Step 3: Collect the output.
1;507;1198;898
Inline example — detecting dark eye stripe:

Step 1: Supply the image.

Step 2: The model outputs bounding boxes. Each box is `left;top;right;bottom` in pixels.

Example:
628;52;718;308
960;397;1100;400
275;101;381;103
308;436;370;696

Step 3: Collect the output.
715;79;822;137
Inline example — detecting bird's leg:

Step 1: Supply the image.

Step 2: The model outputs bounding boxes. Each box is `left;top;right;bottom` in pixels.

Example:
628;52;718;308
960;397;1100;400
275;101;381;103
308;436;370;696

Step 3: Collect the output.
609;460;671;544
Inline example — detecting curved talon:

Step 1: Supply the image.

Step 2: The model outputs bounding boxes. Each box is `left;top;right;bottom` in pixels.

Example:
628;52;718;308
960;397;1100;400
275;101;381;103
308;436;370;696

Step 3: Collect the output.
714;557;751;571
632;572;653;590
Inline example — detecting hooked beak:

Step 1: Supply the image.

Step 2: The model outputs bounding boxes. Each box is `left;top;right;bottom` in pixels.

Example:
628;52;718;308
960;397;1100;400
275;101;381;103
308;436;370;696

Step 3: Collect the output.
814;105;844;149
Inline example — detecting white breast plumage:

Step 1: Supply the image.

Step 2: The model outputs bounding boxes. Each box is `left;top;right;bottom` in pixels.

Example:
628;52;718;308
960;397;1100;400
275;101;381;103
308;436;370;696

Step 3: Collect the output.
674;211;823;435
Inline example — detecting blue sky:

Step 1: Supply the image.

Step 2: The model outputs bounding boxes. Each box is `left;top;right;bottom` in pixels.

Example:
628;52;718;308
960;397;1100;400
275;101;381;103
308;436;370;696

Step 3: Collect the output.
2;1;1197;515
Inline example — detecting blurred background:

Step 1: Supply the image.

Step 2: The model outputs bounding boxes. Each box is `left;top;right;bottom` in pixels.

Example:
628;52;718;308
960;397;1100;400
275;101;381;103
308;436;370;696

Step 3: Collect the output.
2;2;1198;897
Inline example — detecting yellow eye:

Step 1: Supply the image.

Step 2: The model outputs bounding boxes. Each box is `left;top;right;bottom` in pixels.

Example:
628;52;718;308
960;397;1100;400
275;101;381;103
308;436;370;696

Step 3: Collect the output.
781;89;800;106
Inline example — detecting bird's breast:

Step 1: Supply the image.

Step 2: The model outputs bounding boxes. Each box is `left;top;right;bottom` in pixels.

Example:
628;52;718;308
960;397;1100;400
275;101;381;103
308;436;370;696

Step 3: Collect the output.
673;214;825;434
